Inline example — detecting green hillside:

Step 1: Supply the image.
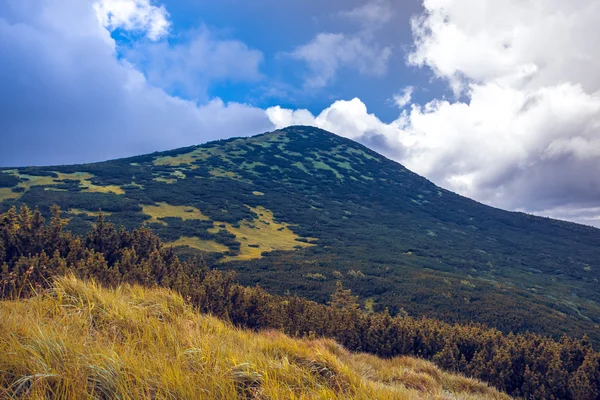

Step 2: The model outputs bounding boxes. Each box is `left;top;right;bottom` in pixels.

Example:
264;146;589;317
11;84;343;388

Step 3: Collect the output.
2;125;600;343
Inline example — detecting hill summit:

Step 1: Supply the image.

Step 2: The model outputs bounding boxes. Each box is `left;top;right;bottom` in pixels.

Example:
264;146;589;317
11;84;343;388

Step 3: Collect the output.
1;125;600;343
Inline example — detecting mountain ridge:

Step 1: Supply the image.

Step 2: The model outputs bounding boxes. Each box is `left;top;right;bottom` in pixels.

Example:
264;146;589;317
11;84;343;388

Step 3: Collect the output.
1;125;600;344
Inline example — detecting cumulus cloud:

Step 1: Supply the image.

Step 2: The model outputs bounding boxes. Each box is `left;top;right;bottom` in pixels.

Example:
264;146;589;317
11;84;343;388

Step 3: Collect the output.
269;0;600;227
289;33;392;89
287;0;394;89
94;0;170;40
126;27;264;99
393;86;413;108
340;0;394;28
408;0;600;95
0;0;273;167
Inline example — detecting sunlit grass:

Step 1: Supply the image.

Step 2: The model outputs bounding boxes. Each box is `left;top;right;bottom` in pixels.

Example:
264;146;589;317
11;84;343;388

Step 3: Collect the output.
312;160;343;180
69;208;113;217
153;176;178;184
153;149;206;166
165;236;229;253
0;170;124;198
218;206;316;262
145;203;315;260
0;277;509;399
142;202;210;226
209;168;242;180
292;161;311;174
0;187;20;201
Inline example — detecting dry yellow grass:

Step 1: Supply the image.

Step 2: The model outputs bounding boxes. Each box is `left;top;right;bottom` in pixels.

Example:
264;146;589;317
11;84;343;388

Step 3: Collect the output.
153;170;187;184
215;206;316;262
153;148;211;166
147;203;315;259
142;202;210;225
0;171;124;198
0;187;20;201
209;168;243;180
0;277;510;400
153;176;178;184
165;236;229;253
173;170;187;179
69;208;113;217
82;184;124;195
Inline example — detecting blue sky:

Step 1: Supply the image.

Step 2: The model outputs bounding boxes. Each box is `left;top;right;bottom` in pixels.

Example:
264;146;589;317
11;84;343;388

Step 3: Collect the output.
1;0;600;227
113;0;442;121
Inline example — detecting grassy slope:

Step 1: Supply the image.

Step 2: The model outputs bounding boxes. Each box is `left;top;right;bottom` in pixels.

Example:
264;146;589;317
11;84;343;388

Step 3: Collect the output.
0;277;508;400
3;125;600;343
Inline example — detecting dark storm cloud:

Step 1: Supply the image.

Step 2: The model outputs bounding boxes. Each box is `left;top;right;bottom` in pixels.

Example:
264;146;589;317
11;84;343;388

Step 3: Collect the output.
0;0;273;167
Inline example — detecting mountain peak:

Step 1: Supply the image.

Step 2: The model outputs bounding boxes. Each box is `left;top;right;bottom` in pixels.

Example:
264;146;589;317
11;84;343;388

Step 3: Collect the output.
2;126;600;346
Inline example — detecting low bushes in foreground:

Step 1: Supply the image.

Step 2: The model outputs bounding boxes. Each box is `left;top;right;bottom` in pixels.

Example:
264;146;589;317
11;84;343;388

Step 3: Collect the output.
0;276;508;400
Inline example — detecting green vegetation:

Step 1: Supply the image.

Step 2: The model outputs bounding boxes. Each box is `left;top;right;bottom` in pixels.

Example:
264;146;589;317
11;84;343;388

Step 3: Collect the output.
1;206;600;399
2;126;600;348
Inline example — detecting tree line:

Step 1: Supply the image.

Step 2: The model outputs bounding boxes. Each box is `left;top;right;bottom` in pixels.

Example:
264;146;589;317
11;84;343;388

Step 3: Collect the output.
1;205;599;399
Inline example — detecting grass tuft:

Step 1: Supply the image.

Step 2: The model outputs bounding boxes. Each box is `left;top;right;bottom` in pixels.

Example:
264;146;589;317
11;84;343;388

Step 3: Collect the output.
0;277;510;399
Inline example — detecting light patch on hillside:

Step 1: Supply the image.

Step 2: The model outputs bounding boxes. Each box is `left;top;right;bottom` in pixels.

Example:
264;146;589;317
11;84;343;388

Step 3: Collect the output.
250;130;290;146
240;161;267;171
69;208;113;217
313;160;343;180
142;202;210;225
218;206;316;262
0;171;124;199
153;148;207;166
292;161;311;174
173;170;186;179
209;168;242;180
165;236;229;253
0;188;20;201
153;131;290;169
153;169;187;184
153;176;177;184
346;147;379;162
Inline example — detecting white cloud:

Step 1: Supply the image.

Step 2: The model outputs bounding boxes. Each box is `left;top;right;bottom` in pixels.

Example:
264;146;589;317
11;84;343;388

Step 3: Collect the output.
289;32;392;89
93;0;170;41
408;0;600;95
288;1;394;90
270;0;600;227
404;0;600;218
393;86;413;108
0;0;273;166
340;0;394;28
126;27;264;99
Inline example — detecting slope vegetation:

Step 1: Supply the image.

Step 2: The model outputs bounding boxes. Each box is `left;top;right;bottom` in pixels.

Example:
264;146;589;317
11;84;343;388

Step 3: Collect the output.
0;277;508;400
1;207;599;399
1;126;600;344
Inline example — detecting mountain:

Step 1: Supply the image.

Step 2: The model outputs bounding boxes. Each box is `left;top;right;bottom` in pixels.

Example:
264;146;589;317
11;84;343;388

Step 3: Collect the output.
0;276;508;399
2;126;600;343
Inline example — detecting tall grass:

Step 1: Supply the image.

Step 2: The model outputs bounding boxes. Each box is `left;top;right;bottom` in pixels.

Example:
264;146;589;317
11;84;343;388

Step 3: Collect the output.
0;276;509;399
